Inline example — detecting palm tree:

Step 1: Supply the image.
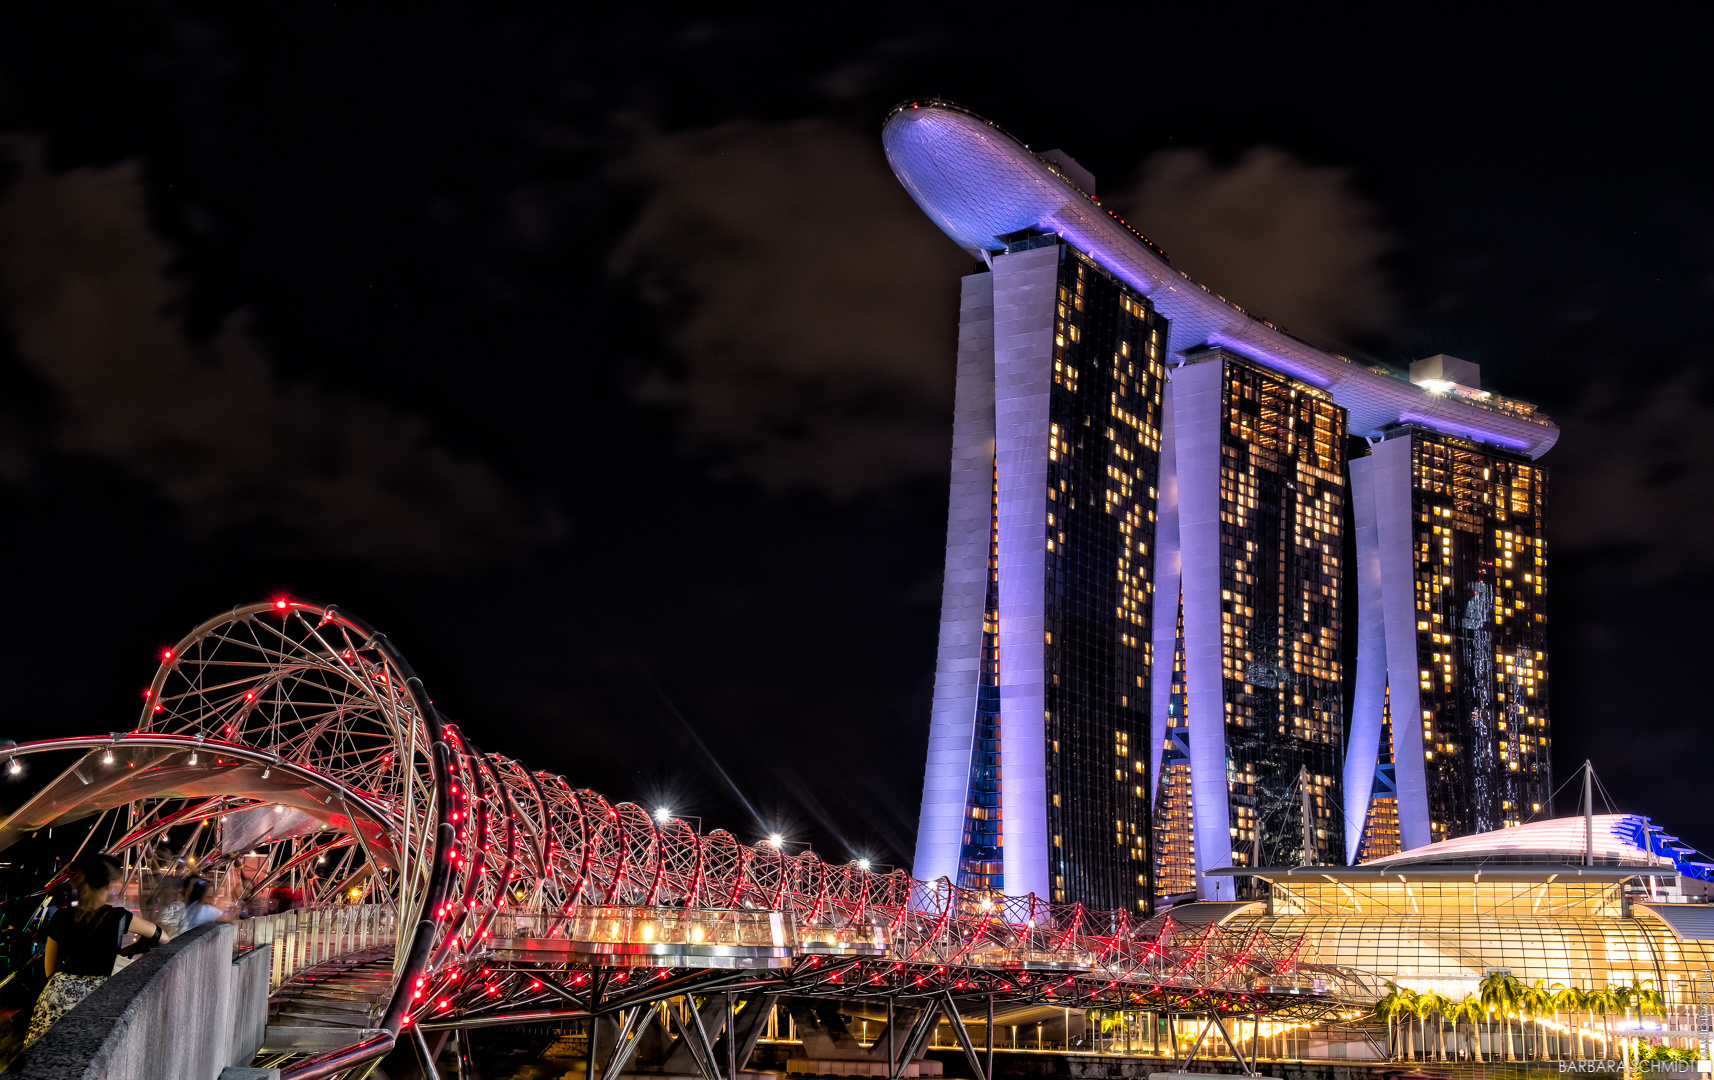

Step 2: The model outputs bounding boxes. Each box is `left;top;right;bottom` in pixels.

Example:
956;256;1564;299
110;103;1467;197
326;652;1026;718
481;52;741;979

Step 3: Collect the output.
1521;980;1553;1060
1374;981;1407;1060
1451;995;1485;1062
1588;984;1620;1055
1550;982;1583;1060
1572;985;1596;1060
1631;977;1665;1022
1418;991;1452;1061
1616;978;1665;1060
1399;987;1422;1059
1480;970;1522;1060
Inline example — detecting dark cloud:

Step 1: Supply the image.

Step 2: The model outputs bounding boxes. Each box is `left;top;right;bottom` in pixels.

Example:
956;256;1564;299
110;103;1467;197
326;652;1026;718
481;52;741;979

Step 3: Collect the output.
612;120;968;496
1111;147;1394;347
1549;370;1714;576
0;137;560;569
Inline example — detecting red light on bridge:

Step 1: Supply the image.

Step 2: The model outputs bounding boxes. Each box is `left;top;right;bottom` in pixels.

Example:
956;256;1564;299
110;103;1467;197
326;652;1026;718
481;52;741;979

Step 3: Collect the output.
274;599;290;610
161;649;173;661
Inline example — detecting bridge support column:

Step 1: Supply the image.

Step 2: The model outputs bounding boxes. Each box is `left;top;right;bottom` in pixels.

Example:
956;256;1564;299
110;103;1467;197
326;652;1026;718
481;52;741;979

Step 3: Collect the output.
600;1004;649;1080
1177;1016;1213;1070
886;1000;895;1080
724;993;737;1080
984;995;993;1080
1210;1012;1255;1077
725;991;772;1075
412;1022;444;1080
940;993;987;1080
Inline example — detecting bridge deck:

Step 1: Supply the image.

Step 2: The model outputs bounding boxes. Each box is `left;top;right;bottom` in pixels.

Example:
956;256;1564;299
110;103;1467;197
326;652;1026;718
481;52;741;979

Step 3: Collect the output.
261;946;393;1054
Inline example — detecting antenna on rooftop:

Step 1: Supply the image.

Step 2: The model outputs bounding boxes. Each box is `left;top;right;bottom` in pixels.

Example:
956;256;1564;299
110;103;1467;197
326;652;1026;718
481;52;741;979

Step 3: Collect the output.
1582;759;1594;866
1302;766;1315;866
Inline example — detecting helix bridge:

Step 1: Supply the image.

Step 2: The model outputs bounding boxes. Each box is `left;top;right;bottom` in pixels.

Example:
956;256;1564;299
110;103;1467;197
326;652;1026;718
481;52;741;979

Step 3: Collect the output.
0;602;1377;1078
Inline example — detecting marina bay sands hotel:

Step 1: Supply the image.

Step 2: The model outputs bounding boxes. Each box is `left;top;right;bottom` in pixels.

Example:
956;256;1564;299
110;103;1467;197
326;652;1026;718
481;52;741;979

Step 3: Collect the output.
886;102;1555;909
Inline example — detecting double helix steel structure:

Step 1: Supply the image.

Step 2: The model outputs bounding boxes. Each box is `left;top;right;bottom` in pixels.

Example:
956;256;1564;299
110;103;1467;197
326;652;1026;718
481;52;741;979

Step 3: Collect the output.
0;602;1376;1078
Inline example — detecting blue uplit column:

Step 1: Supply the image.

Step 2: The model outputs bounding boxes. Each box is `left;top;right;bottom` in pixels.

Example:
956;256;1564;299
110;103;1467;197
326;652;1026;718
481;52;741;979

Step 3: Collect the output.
913;271;997;885
1148;379;1180;807
1169;358;1235;902
991;245;1057;901
1372;435;1432;850
1345;453;1387;863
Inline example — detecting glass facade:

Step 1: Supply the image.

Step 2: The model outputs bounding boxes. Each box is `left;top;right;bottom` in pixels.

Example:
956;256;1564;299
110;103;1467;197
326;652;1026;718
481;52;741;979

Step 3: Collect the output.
1355;687;1402;862
1154;352;1347;906
958;469;1003;891
1042;244;1165;912
1386;426;1551;839
1152;596;1194;900
1227;875;1714;1010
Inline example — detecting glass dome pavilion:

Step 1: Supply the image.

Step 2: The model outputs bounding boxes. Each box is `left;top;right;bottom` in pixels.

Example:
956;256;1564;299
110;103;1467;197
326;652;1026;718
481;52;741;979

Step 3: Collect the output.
1194;815;1714;1004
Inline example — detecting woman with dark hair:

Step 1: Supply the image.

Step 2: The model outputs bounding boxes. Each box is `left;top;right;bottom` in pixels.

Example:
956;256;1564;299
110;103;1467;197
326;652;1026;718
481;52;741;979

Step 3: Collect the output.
179;877;233;932
22;852;170;1048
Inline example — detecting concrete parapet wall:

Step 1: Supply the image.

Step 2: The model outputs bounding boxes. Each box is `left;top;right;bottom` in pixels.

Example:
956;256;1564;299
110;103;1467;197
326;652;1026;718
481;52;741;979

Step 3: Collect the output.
7;922;274;1080
226;941;272;1068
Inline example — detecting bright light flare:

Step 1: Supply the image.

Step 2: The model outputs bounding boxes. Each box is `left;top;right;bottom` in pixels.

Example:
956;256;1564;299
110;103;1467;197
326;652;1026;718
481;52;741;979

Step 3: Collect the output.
766;833;785;848
653;807;672;823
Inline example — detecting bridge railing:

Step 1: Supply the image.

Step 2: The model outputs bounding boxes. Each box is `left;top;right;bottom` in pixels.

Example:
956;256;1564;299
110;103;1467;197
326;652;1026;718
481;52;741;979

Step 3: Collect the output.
235;904;395;988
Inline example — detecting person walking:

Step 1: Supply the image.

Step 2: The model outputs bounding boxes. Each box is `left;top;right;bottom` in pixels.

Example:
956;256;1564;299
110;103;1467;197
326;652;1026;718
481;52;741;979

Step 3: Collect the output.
179;877;235;932
22;853;170;1048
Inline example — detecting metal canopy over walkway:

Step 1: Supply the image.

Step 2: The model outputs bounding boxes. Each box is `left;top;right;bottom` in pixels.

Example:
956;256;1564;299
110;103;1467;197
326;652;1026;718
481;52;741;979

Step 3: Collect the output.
0;601;1379;1079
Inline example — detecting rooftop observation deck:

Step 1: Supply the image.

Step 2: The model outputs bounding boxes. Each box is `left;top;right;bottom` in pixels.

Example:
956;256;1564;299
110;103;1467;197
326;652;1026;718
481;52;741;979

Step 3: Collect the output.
881;100;1559;460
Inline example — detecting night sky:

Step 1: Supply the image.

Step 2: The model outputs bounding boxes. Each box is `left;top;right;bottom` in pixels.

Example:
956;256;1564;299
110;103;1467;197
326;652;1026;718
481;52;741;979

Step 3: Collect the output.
0;7;1710;866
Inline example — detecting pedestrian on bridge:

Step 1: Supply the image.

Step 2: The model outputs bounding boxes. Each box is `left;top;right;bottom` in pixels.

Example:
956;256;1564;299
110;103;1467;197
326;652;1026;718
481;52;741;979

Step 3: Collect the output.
179;877;235;932
22;853;171;1049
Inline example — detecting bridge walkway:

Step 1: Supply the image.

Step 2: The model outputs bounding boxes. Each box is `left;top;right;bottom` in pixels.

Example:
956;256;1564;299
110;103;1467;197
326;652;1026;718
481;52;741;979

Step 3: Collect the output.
259;946;394;1057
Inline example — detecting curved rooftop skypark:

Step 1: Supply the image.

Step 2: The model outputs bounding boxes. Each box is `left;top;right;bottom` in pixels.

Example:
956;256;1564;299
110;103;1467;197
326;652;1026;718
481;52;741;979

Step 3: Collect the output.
881;100;1558;458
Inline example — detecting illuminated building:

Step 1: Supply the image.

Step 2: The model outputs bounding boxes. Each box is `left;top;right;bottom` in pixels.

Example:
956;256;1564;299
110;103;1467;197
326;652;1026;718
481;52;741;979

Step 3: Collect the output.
1352;685;1401;862
1207;816;1714;1014
1149;347;1347;905
885;101;1559;904
1344;355;1551;859
915;237;1166;910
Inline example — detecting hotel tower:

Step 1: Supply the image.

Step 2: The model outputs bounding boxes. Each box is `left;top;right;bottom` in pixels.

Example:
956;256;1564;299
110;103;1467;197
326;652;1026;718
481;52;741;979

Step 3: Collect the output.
886;102;1557;906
